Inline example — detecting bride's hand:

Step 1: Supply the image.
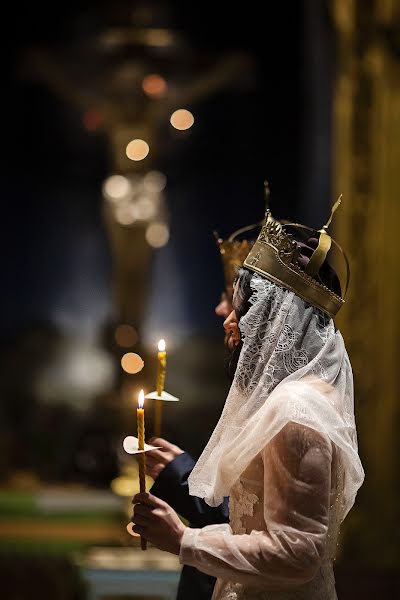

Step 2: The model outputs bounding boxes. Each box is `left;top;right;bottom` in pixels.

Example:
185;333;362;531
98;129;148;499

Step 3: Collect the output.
144;437;184;480
131;492;186;555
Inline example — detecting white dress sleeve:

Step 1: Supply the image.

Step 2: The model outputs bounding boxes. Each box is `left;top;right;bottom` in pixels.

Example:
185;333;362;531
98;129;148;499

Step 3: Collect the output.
180;423;332;589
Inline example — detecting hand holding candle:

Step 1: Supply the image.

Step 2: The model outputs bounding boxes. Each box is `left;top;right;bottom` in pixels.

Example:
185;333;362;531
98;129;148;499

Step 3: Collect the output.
137;389;147;551
155;339;167;437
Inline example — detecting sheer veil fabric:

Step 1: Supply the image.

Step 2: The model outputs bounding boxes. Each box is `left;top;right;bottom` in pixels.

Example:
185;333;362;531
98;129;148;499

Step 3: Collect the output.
188;274;364;523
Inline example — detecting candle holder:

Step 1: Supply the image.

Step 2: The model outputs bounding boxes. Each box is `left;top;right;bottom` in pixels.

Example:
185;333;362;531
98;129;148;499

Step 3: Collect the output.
122;436;163;455
144;390;180;402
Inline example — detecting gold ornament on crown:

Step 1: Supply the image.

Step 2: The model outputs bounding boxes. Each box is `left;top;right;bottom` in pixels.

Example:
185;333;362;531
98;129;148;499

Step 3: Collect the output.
244;195;349;318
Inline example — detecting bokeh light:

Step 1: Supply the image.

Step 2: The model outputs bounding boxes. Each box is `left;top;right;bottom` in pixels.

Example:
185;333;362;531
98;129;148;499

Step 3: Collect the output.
121;352;144;374
135;195;157;220
142;74;167;97
126;139;150;161
143;171;167;193
115;324;138;347
103;175;131;200
170;109;194;131
115;204;137;226
111;477;135;497
145;223;170;248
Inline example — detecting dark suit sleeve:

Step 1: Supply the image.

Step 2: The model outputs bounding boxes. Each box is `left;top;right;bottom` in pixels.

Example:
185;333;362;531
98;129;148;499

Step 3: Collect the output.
150;452;229;528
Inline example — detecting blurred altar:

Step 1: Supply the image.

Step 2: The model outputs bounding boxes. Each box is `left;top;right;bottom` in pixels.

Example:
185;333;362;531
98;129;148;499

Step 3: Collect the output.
1;1;399;599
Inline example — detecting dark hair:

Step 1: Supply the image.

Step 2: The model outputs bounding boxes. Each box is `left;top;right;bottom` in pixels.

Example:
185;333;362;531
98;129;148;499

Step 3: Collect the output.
224;268;254;381
232;268;254;320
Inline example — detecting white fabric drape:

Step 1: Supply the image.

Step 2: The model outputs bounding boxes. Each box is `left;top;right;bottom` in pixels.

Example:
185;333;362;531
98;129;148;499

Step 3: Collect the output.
189;274;364;523
183;275;364;598
182;422;337;597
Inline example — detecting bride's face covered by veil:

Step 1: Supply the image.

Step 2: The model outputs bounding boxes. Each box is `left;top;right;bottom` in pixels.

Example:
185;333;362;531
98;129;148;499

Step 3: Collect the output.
223;231;343;384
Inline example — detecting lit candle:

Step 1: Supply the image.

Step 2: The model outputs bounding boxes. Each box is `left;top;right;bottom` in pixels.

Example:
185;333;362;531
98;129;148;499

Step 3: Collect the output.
154;339;166;437
137;389;147;551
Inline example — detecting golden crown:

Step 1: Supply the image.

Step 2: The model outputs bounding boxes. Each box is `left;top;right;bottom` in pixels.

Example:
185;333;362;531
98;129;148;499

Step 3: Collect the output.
216;236;255;300
244;195;349;317
215;183;273;299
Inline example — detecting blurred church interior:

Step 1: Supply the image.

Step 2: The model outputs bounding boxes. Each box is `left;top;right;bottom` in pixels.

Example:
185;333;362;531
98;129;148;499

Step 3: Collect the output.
1;1;399;598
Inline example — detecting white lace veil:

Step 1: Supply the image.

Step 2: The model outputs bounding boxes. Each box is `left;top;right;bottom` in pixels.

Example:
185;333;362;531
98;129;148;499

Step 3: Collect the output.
188;274;364;521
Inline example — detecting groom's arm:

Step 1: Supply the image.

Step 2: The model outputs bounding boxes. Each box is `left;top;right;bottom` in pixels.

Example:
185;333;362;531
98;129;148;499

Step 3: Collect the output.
149;446;229;528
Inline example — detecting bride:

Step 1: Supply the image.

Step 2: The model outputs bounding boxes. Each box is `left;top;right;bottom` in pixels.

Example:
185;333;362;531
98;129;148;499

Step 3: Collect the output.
130;206;364;599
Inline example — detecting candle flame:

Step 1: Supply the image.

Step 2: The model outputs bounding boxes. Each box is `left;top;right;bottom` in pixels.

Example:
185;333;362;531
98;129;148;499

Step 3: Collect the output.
138;389;145;409
158;339;166;352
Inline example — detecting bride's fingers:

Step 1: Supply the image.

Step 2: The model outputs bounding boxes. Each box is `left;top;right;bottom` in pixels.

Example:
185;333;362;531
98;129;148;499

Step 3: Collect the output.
132;512;150;526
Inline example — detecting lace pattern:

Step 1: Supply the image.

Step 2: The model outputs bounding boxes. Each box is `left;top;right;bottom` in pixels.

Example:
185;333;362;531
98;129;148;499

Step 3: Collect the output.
210;444;342;600
214;569;337;600
182;274;362;600
229;481;259;535
210;449;341;600
189;273;364;523
237;278;335;395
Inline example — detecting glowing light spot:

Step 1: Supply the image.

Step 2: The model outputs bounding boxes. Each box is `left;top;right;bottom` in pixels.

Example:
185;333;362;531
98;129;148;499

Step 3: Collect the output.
126;139;150;161
115;204;137;226
142;74;167;97
103;175;131;201
138;389;144;409
121;352;144;374
170;109;194;131
115;324;138;347
145;223;170;248
135;195;156;220
143;171;167;193
158;339;166;352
